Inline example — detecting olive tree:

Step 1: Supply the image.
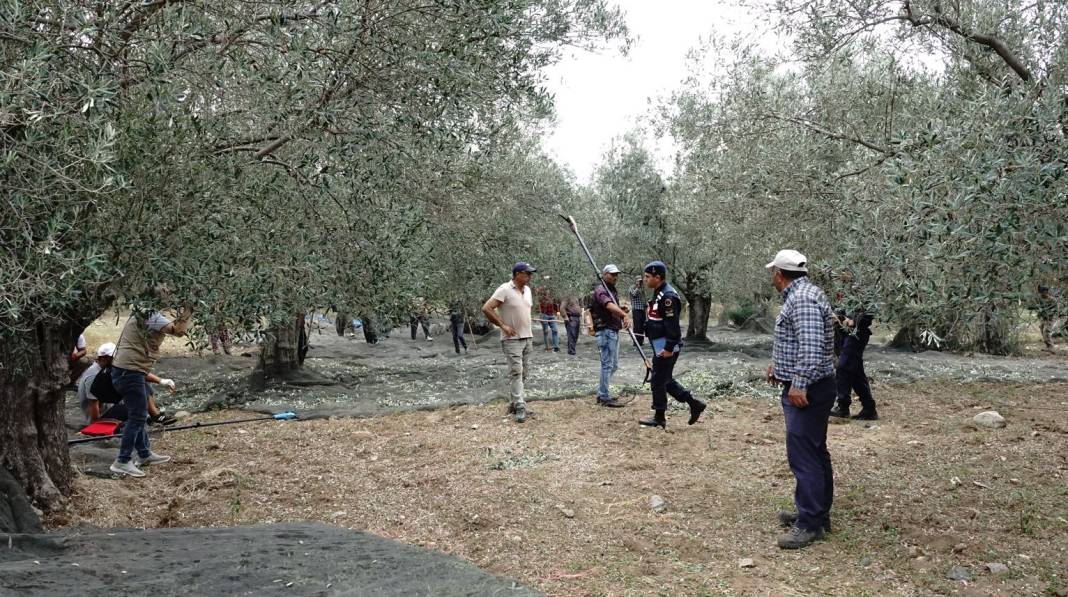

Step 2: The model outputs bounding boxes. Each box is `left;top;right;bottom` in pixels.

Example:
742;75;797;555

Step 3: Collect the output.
1;0;626;510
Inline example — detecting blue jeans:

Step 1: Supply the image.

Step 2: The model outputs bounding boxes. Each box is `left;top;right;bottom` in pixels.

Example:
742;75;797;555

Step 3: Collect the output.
111;367;151;463
596;329;619;401
541;317;559;350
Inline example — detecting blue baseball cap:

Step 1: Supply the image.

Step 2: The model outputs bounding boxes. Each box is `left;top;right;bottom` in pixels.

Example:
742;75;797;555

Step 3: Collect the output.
643;260;667;277
512;262;537;274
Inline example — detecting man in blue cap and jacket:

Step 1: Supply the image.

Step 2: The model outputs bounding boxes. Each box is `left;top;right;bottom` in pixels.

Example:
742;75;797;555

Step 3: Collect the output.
638;260;706;428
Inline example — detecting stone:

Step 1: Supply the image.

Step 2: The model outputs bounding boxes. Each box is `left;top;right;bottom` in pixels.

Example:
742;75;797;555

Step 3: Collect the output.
738;558;756;568
973;411;1006;429
555;504;575;519
945;565;973;581
650;495;667;513
984;562;1009;575
953;543;967;554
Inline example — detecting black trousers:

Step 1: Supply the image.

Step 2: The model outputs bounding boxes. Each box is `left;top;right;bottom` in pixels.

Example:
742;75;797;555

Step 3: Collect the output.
632;310;646;345
565;315;581;354
835;359;875;410
410;315;430;339
650;351;693;411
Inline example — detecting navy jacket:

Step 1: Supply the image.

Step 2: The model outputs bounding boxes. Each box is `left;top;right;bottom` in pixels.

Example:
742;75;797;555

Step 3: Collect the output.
838;310;873;370
645;282;683;352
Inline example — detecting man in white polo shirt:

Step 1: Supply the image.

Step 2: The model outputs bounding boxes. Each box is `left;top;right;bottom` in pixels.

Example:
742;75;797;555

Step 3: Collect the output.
482;262;537;423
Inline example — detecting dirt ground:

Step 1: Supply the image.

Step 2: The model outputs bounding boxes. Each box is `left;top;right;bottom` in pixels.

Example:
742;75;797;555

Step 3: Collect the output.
63;378;1068;596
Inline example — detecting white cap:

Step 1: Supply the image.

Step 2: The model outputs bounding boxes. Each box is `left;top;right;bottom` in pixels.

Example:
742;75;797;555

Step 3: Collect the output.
602;264;621;274
97;342;116;357
765;249;808;272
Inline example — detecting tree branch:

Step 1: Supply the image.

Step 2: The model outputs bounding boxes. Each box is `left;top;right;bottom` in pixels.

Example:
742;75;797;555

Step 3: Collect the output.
903;0;1032;81
764;112;891;154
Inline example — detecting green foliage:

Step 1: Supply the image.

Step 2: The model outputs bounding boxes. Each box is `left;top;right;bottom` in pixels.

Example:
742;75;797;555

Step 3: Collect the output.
638;0;1068;352
0;0;628;365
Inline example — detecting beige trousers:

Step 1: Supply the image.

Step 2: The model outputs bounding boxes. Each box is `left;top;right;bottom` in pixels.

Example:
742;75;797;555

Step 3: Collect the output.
501;338;533;405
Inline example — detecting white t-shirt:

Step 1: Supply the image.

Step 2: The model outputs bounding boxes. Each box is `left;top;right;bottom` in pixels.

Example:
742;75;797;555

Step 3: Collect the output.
490;281;534;340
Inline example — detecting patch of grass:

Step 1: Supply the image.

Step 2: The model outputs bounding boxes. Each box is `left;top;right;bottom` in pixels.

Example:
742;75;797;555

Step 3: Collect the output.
485;447;557;470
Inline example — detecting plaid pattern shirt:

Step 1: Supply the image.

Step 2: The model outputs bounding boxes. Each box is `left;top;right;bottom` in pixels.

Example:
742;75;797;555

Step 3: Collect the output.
773;277;835;390
629;287;647;311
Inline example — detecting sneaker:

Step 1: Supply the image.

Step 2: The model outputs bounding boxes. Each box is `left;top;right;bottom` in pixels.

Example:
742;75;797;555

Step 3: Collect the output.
515;405;527;424
149;413;178;426
638;415;666;429
597;398;626;408
110;460;145;478
426;336;433;342
829;404;850;418
777;525;825;549
778;511;831;533
553;348;559;353
135;452;171;466
852;409;879;421
687;399;706;425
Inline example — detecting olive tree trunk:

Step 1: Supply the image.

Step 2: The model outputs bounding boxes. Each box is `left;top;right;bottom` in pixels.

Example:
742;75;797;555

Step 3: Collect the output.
250;312;308;390
685;293;713;341
0;321;83;512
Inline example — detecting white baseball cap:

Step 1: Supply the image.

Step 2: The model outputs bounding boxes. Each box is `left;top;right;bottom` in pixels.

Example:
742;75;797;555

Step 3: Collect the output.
765;249;808;272
602;264;621;274
97;342;116;357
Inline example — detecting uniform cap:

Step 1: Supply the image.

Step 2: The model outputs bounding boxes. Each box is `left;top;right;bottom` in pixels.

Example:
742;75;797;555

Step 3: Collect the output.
643;261;668;277
765;249;808;273
512;262;537;274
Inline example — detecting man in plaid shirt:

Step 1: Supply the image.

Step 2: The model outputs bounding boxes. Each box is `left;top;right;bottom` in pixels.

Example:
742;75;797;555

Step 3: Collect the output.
764;249;837;550
628;277;647;346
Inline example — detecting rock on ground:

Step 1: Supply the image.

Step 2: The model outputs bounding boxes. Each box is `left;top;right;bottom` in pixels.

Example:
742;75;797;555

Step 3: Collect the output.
973;411;1007;428
0;523;539;596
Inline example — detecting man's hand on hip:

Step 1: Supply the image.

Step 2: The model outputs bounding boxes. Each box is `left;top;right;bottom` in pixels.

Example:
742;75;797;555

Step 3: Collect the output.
500;325;517;338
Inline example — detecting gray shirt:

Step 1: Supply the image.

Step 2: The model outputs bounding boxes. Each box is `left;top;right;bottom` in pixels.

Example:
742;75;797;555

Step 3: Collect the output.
76;362;102;423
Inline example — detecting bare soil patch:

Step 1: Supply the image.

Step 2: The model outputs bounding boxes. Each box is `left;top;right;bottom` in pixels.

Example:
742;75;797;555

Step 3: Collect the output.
63;381;1068;596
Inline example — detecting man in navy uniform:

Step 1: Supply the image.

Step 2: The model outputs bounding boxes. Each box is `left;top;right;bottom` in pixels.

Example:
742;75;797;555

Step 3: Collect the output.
639;260;706;428
830;309;877;420
764;249;836;549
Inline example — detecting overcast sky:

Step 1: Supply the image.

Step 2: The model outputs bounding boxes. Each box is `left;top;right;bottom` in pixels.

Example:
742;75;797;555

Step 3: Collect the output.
541;0;767;183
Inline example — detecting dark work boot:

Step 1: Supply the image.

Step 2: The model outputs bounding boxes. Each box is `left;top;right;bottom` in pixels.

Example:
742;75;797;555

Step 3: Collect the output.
778;511;831;533
639;410;666;429
829;403;850;418
777;525;825;549
687;398;706;425
852;409;878;421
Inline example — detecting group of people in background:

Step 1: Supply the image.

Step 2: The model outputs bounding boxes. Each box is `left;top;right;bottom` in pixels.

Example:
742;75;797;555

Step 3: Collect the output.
476;250;858;550
70;257;1060;551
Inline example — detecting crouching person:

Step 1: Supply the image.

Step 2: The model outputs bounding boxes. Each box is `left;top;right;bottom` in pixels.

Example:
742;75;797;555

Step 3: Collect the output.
109;299;192;477
79;342;176;427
